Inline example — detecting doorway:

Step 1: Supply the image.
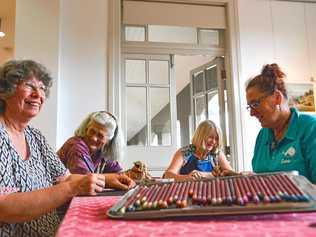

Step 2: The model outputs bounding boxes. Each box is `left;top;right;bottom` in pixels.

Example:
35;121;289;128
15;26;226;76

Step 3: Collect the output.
109;0;242;174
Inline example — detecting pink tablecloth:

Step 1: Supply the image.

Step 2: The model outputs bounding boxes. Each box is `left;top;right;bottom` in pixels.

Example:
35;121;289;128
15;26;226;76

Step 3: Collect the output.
56;196;316;237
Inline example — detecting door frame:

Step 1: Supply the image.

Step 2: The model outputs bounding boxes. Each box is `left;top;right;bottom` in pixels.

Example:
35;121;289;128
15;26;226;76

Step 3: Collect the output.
107;0;244;171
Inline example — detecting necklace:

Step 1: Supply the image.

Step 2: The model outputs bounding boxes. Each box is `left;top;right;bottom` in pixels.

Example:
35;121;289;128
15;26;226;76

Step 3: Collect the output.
194;148;209;160
273;112;291;141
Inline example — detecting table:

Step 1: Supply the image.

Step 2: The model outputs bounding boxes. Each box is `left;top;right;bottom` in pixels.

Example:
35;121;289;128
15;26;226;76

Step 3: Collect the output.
56;196;316;237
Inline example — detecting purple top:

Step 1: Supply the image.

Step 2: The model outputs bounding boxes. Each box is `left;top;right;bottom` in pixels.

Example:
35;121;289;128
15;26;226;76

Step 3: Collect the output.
57;136;122;174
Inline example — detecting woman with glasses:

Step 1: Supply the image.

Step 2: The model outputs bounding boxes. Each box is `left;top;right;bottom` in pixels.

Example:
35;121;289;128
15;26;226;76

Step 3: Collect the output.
0;60;134;236
58;111;123;174
246;63;316;184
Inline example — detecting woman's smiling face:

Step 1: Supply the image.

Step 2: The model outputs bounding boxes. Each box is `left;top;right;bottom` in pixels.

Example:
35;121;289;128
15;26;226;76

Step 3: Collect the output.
246;86;279;128
4;76;46;120
204;129;218;151
84;120;111;154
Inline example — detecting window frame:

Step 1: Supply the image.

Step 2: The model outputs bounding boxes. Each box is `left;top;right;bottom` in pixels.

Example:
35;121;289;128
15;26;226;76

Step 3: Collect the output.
122;54;174;147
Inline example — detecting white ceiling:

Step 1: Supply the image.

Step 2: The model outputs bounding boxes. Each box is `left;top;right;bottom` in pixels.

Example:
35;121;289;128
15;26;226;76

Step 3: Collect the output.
0;0;15;49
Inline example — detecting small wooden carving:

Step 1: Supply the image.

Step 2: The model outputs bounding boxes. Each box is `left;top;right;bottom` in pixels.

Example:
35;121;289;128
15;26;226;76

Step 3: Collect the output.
123;161;153;182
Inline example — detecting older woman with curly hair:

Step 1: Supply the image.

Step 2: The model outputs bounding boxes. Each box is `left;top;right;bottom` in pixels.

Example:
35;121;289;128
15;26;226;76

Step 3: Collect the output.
0;59;134;236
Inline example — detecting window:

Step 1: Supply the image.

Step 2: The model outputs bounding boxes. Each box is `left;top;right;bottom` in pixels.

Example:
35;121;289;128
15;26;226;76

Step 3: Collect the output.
124;26;145;41
148;25;197;44
123;24;222;47
124;56;172;146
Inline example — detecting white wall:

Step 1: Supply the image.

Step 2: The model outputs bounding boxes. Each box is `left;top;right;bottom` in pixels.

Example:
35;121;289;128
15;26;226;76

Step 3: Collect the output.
57;0;108;148
237;0;275;171
271;1;310;82
15;0;60;148
304;3;316;81
305;3;316;82
15;0;108;149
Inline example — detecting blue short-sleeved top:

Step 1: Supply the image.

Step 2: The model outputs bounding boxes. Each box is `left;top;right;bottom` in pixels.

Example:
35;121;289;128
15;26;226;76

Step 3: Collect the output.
252;107;316;183
179;145;218;175
0;124;67;236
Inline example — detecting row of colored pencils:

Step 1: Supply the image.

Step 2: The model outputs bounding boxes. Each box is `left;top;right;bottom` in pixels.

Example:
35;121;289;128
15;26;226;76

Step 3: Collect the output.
118;174;309;214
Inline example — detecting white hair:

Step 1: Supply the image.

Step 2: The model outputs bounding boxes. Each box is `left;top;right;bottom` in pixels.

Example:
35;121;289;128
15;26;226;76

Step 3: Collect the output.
75;111;122;162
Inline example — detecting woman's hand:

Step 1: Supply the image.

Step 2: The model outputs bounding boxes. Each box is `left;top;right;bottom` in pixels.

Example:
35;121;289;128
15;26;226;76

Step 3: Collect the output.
218;169;241;177
239;171;254;176
211;165;222;177
104;173;136;190
66;173;106;196
188;170;214;180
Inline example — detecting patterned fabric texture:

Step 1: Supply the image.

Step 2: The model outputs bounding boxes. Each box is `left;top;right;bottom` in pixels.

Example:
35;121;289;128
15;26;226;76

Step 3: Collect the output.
56;196;316;237
0;123;67;237
179;144;217;175
58;136;122;174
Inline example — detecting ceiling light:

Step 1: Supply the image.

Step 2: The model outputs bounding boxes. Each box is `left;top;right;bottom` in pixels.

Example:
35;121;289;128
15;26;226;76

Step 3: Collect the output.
0;18;5;38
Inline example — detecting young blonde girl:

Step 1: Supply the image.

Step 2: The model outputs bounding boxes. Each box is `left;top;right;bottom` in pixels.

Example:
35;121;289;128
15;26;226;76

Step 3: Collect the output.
163;120;233;181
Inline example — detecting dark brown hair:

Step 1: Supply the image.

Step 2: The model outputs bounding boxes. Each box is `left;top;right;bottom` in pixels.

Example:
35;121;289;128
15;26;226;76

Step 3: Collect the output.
246;63;287;99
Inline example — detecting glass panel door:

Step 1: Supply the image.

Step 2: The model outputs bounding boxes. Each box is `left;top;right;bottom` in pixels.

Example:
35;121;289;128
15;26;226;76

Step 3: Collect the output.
122;54;177;172
150;87;171;146
126;87;147;145
194;95;207;127
190;57;230;156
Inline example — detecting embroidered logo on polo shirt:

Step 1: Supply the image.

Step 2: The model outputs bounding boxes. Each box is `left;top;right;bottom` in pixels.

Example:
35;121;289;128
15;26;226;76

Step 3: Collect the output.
283;147;296;157
281;147;296;164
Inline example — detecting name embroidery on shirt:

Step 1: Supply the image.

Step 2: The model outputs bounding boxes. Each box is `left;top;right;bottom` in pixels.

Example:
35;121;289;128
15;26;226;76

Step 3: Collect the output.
281;159;291;164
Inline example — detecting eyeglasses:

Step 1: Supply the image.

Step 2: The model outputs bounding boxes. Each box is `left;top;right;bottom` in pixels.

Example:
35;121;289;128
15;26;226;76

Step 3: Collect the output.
21;81;47;96
246;93;271;111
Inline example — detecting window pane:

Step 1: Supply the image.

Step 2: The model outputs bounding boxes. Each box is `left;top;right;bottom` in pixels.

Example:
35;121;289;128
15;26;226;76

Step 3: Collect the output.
125;59;146;83
199;29;219;45
207;92;220;126
150;88;171;146
194;95;206;127
148;25;197;44
193;71;204;95
126;87;147;146
205;66;218;90
125;26;145;41
149;60;169;84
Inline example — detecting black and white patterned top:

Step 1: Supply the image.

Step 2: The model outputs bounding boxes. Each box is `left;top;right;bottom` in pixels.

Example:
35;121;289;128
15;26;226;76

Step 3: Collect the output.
0;123;67;237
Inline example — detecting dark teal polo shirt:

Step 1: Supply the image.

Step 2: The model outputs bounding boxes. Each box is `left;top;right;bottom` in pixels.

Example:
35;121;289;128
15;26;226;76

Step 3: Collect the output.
252;107;316;183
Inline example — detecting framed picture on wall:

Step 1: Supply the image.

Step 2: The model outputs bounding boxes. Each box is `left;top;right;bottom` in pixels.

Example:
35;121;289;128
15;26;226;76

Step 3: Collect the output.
287;83;315;112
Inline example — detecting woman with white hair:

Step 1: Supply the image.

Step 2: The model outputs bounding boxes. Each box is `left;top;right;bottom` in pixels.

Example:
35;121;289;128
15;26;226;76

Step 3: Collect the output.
58;111;123;174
